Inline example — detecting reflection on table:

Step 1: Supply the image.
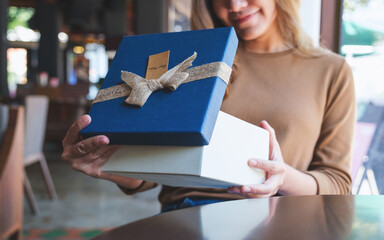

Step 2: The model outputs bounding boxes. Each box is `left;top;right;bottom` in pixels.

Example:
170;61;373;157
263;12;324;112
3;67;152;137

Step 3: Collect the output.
92;195;384;240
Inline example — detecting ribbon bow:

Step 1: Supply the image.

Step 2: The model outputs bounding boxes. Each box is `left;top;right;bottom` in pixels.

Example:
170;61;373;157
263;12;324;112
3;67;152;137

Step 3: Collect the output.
121;52;196;107
93;52;232;107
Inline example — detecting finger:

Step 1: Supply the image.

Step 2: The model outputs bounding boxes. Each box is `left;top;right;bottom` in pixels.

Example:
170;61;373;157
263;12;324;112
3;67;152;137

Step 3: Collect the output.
67;146;119;177
89;145;119;165
241;184;278;196
228;185;272;195
245;172;284;194
242;193;272;198
73;135;110;158
227;186;241;194
228;186;272;198
62;115;92;146
248;159;282;174
79;146;119;178
97;146;121;178
260;120;277;158
99;144;119;157
260;120;277;143
82;144;117;163
62;135;110;160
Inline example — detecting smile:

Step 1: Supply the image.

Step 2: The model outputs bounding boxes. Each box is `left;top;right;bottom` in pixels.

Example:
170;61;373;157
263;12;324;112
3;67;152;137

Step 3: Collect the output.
231;11;258;25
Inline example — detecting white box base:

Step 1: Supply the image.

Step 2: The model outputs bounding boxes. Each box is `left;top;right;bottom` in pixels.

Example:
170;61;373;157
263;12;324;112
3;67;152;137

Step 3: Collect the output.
103;111;269;188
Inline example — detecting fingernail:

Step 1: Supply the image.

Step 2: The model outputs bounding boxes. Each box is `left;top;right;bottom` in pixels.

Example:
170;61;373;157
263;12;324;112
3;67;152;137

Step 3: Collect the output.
80;116;89;125
242;186;251;193
99;137;109;144
228;188;240;193
249;159;257;166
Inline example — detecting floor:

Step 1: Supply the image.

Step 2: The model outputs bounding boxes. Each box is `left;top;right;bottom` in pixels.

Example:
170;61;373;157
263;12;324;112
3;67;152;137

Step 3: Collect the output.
24;141;161;230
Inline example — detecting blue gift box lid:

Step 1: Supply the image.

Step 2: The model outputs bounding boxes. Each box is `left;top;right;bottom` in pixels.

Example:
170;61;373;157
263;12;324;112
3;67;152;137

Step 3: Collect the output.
81;27;238;146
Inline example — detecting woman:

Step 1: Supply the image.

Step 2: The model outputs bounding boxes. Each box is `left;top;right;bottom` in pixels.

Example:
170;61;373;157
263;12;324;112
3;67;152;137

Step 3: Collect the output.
62;0;355;211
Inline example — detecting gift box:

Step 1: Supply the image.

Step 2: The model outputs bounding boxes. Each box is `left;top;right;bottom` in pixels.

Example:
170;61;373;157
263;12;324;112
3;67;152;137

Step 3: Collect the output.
102;111;269;188
81;27;238;146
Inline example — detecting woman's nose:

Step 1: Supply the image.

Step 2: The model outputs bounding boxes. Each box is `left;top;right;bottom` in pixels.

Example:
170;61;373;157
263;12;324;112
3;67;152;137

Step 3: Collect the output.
229;0;248;12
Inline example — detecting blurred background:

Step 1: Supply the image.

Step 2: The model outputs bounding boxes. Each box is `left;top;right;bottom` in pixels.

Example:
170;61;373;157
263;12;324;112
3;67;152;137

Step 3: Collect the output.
1;0;384;239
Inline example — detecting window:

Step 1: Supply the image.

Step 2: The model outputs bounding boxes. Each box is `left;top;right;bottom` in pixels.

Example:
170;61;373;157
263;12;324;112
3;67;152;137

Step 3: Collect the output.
167;0;191;32
341;0;384;103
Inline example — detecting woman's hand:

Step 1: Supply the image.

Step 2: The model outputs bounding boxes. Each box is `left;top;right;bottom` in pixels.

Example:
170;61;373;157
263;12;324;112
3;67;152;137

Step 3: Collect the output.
61;115;119;179
228;120;287;198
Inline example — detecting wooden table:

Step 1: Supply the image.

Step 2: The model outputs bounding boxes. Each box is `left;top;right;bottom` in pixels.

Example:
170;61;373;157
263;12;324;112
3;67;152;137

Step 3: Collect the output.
93;195;384;240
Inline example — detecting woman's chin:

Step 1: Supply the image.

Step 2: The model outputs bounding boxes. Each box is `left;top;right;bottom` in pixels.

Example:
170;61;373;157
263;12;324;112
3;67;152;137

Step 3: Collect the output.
236;29;263;41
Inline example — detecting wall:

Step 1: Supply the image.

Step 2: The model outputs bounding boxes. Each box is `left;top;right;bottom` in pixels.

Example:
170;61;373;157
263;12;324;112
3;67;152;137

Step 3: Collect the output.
300;0;322;46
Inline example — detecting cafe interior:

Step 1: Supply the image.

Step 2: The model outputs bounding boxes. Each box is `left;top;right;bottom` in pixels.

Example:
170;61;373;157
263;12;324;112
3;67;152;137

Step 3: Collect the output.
1;0;384;239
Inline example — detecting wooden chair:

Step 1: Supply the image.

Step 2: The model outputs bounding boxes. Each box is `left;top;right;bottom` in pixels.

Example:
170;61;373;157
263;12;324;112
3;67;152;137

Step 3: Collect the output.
0;106;24;240
24;95;57;215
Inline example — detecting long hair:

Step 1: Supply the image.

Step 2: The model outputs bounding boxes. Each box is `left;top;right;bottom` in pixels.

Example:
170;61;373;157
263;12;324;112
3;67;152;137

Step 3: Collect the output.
191;0;323;56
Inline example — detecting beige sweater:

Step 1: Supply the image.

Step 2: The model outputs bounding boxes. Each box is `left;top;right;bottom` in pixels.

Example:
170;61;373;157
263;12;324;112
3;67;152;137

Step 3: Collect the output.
121;47;356;205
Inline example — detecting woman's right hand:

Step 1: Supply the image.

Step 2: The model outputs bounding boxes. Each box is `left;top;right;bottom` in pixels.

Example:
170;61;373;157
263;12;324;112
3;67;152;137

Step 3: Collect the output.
61;115;119;179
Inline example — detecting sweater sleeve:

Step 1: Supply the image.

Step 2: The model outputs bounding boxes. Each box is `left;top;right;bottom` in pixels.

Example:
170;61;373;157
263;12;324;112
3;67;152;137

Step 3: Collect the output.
117;181;158;195
306;59;356;194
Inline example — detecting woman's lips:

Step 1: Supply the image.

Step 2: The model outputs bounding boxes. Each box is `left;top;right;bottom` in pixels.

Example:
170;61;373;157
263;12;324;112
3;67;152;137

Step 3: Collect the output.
231;12;257;25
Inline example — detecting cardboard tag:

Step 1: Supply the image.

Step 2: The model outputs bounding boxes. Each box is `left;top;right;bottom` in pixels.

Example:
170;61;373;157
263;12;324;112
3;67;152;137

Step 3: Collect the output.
146;50;170;79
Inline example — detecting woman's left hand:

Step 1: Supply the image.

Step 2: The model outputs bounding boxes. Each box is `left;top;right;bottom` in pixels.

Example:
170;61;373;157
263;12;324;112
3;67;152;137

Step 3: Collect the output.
228;120;287;198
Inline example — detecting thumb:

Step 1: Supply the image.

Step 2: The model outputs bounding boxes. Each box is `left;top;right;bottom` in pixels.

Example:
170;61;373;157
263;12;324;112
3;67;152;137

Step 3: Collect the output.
260;120;277;160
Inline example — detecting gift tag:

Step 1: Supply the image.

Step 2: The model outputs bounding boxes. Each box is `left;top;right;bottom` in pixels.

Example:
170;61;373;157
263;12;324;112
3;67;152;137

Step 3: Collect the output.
146;50;170;79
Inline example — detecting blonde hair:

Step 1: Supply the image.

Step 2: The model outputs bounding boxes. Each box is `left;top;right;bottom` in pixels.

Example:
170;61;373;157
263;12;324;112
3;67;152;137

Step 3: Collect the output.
191;0;324;56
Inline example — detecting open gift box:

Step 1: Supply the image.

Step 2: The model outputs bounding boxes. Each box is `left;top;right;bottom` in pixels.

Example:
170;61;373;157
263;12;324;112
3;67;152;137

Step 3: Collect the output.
81;28;269;187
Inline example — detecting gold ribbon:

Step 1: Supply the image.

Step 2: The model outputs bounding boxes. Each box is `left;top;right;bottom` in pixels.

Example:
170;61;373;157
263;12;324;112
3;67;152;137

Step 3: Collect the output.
93;52;232;107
